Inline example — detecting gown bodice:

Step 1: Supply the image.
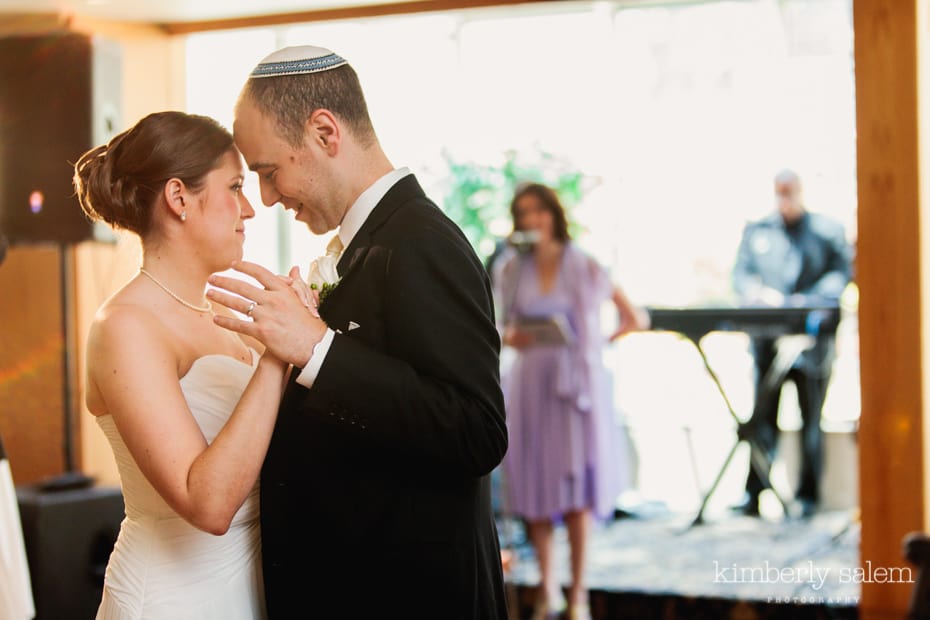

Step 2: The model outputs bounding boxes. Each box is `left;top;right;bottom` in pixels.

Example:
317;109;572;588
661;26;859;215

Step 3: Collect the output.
95;351;266;620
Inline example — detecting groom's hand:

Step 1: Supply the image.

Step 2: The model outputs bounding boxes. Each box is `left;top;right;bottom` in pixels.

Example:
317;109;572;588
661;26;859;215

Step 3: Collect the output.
208;261;328;367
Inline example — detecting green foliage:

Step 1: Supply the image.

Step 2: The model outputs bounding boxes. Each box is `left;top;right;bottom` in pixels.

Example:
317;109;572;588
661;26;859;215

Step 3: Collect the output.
440;149;589;260
310;281;339;304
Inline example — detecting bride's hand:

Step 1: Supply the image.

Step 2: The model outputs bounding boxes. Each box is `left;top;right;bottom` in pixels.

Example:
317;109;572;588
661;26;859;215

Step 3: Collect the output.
277;267;320;318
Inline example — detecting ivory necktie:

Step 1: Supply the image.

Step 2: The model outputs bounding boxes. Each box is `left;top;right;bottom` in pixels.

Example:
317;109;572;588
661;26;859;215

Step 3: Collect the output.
326;234;344;258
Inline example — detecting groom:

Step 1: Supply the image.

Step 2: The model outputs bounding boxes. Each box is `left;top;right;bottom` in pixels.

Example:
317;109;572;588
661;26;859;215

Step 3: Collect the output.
209;46;509;618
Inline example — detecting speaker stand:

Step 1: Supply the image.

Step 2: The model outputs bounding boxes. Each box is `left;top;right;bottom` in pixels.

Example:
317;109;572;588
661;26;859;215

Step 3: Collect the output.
40;243;92;492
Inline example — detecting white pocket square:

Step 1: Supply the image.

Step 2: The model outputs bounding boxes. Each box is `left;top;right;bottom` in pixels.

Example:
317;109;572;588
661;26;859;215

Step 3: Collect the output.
348;321;360;331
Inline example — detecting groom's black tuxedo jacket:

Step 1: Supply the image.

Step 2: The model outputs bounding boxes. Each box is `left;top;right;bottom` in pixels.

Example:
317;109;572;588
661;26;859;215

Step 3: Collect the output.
260;175;509;619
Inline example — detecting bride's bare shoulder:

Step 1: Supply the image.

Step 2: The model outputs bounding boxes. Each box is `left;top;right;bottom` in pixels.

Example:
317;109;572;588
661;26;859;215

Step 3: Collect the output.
87;287;170;361
85;288;177;415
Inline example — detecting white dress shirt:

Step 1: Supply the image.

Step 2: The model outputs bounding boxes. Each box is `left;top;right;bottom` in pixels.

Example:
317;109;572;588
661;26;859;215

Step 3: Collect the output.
296;167;412;387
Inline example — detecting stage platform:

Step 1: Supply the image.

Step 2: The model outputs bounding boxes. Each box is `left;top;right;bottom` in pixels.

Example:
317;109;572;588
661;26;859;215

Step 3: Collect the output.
501;507;866;619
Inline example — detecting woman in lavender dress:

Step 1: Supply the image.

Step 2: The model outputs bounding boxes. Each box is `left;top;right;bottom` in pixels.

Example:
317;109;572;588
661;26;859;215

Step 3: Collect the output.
495;184;649;620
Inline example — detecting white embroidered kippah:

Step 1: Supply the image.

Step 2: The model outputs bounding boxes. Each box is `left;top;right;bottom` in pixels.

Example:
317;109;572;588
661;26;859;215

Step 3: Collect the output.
250;45;348;78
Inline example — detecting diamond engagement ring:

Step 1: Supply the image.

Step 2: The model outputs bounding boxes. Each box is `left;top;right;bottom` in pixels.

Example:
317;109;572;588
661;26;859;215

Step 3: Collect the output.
246;301;256;317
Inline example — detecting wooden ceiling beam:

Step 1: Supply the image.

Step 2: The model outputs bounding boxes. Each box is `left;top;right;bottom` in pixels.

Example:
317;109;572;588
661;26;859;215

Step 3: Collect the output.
160;0;561;34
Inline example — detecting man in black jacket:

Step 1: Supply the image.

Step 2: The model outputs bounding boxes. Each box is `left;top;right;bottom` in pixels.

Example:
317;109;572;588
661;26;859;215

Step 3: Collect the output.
732;169;853;518
210;46;509;618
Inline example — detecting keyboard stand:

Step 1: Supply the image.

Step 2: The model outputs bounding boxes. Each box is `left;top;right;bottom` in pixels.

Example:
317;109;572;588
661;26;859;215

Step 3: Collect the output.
679;333;812;529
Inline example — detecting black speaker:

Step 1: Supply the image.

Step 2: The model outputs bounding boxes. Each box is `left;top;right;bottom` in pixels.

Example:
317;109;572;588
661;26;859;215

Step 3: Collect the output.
0;33;121;245
17;484;124;620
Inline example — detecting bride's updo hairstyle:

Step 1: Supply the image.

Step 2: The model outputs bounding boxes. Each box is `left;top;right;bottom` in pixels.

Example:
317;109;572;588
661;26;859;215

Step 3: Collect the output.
73;111;234;237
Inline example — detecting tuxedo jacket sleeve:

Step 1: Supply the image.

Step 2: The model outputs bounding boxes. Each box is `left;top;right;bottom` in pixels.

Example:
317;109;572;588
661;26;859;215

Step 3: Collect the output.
292;175;508;477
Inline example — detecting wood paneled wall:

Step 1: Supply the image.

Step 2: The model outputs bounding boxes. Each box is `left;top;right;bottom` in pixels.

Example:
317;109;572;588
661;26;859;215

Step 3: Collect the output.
0;246;67;483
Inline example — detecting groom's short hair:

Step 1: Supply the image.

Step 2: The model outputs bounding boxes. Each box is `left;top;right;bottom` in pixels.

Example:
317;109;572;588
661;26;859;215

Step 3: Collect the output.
238;63;377;149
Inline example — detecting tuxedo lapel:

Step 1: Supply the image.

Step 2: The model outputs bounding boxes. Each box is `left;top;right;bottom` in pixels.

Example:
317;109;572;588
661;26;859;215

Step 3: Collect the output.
336;174;426;279
336;245;370;282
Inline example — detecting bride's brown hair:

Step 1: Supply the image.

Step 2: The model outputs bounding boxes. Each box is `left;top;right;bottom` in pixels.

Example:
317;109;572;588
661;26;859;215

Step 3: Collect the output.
73;111;234;236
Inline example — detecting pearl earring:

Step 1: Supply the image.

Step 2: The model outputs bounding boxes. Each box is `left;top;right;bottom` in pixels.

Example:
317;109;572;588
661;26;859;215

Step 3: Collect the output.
180;211;187;222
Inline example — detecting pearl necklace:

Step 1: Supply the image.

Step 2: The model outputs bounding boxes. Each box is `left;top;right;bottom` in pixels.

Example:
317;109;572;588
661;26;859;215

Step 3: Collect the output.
139;268;213;314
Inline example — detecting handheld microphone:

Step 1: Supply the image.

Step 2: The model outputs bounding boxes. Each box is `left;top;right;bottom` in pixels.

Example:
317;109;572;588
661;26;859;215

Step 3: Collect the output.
507;230;540;253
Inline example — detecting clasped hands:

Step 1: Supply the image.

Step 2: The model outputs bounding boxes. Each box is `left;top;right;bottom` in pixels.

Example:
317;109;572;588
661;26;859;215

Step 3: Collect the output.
207;261;328;368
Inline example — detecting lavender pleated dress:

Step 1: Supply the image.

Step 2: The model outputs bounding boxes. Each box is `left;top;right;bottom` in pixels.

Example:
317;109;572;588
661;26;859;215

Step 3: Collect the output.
496;244;631;522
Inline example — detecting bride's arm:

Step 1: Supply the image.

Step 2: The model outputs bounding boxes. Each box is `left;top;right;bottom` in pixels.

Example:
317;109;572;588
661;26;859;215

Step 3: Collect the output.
88;305;286;535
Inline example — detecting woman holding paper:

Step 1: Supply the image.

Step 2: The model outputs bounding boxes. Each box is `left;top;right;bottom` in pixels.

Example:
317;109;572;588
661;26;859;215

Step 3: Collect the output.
495;183;649;620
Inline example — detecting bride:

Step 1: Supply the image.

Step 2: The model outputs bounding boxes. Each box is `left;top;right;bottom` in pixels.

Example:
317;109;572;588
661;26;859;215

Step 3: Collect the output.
74;111;300;619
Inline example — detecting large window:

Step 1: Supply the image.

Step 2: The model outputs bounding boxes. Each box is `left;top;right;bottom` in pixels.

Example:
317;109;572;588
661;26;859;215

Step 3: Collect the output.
186;0;857;512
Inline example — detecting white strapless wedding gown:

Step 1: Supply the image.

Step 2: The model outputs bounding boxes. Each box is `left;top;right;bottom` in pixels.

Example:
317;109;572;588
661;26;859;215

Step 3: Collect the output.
95;352;266;620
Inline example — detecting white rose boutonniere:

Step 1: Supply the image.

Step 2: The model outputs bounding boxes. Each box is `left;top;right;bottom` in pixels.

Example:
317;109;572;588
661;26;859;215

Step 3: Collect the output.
308;253;340;303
